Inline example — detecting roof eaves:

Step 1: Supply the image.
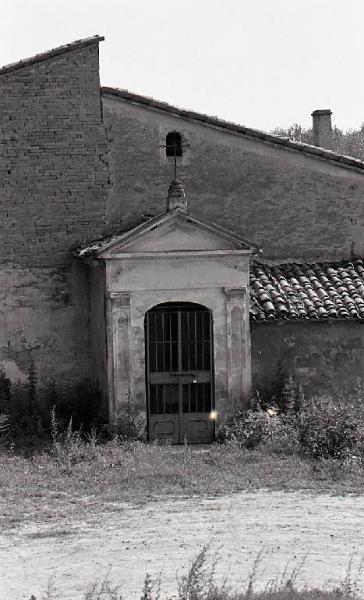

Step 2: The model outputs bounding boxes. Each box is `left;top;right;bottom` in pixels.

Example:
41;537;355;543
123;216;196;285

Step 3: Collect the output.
102;87;364;173
0;35;104;76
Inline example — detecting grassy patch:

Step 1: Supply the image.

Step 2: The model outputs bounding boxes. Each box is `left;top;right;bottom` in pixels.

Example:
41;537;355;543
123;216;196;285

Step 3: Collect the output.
1;441;364;529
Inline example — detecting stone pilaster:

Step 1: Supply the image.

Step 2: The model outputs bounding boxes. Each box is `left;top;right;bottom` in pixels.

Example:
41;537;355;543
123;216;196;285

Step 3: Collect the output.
106;292;131;423
224;286;251;414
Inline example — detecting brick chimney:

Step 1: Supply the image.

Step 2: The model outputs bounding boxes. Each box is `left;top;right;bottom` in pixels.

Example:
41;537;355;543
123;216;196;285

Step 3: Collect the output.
311;109;332;150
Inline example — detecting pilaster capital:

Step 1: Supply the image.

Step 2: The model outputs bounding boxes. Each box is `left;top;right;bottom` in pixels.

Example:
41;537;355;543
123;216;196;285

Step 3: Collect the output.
224;286;247;299
108;292;131;307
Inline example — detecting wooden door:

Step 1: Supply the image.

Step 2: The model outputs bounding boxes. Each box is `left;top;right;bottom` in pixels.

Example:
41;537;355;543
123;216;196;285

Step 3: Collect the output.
145;303;214;444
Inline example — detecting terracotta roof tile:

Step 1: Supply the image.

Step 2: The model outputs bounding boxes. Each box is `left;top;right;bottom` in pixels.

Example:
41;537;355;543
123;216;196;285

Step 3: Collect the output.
250;259;364;321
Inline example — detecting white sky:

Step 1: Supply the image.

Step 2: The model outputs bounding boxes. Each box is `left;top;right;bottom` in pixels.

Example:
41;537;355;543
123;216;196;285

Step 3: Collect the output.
2;0;364;132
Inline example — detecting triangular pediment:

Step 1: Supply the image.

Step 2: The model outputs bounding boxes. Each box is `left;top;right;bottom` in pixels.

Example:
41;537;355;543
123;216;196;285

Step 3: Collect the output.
81;209;258;258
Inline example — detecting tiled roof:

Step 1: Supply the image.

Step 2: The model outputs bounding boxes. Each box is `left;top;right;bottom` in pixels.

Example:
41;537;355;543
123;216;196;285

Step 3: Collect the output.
250;259;364;321
102;87;364;174
0;36;104;76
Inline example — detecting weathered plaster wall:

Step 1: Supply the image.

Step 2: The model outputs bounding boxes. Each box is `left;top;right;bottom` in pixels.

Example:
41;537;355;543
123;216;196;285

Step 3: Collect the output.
0;264;90;385
102;247;251;424
0;42;110;385
102;96;364;261
89;262;107;396
251;321;364;398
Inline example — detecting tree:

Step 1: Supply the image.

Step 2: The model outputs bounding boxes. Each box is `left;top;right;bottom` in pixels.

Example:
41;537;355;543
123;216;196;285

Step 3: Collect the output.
271;124;364;161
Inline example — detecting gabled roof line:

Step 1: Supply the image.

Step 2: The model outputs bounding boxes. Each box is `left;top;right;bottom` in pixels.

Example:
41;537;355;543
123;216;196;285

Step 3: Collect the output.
0;35;104;76
77;207;260;257
102;86;364;173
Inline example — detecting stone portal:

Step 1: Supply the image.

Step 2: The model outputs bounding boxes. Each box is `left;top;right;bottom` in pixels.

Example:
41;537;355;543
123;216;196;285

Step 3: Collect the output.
81;189;258;442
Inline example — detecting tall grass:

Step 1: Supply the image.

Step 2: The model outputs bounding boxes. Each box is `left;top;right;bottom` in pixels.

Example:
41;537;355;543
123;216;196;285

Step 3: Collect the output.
27;547;363;600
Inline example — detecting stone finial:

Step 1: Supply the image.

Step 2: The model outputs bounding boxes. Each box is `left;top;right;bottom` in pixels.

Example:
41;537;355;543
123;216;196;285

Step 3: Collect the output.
166;179;188;213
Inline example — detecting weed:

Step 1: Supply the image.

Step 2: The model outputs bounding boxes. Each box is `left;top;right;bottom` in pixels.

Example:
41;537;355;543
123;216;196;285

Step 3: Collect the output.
83;574;123;599
49;406;99;471
140;573;161;600
25;550;363;599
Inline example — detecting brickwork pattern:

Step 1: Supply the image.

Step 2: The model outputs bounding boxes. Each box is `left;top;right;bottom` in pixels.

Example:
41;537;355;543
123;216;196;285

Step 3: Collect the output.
0;41;110;385
0;43;110;268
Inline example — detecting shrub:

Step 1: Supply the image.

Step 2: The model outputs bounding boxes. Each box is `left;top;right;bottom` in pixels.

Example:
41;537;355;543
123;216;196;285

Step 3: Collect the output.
296;394;364;460
280;375;304;414
220;377;364;460
219;408;271;449
263;415;301;455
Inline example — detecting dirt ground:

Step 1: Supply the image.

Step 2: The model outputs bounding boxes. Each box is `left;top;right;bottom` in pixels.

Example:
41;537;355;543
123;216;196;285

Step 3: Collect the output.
1;489;364;599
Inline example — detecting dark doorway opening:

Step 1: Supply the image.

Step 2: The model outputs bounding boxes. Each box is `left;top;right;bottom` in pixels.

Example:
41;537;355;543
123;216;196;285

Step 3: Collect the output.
145;302;214;444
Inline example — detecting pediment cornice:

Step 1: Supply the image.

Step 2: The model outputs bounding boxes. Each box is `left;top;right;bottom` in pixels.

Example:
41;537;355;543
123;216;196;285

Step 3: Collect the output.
78;208;260;260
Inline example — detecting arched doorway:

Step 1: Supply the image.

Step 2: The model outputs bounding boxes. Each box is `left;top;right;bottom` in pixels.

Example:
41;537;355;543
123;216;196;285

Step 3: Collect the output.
145;302;214;443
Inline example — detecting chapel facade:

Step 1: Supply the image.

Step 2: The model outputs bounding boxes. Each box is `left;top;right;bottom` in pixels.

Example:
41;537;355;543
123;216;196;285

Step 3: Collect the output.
0;36;363;442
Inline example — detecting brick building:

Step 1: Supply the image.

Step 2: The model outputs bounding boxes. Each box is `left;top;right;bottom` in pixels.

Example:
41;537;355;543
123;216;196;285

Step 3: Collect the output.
0;36;363;442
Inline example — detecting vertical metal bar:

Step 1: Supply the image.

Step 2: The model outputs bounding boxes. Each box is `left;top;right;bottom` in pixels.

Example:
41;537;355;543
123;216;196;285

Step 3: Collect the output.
194;312;197;371
201;312;205;370
209;311;214;416
154;312;157;372
177;311;182;372
186;311;191;371
162;312;165;372
169;312;172;372
145;312;150;438
177;310;182;443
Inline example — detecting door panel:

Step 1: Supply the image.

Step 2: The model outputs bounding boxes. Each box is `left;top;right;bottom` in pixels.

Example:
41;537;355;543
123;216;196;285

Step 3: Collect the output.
182;383;211;413
181;415;212;444
146;304;214;444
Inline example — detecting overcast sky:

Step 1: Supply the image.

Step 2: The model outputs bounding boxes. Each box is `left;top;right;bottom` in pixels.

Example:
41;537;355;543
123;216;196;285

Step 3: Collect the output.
2;0;364;132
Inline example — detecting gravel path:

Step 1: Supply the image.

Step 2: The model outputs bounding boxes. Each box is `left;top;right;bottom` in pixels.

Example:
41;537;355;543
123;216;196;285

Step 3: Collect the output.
1;490;364;599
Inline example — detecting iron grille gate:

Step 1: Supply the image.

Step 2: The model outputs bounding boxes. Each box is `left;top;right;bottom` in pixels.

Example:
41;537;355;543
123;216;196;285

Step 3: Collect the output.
145;303;214;443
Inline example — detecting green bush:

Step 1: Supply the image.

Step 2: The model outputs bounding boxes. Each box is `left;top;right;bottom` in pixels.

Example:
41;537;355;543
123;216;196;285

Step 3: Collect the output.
263;415;301;455
219;407;270;449
221;377;364;461
296;394;364;460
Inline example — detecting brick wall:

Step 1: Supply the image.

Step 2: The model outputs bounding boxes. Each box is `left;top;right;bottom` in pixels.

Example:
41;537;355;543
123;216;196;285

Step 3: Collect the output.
102;96;364;262
251;321;364;399
0;41;110;386
0;42;110;268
